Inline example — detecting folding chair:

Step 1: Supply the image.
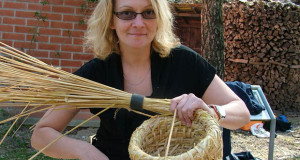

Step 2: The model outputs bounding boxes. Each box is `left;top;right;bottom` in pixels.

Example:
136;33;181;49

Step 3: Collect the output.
223;85;276;160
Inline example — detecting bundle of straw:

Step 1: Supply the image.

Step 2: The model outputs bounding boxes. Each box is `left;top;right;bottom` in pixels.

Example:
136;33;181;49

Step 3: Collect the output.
0;41;171;121
129;110;223;160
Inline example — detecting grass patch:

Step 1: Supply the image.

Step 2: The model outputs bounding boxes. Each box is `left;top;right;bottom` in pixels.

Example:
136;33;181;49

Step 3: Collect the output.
0;108;55;160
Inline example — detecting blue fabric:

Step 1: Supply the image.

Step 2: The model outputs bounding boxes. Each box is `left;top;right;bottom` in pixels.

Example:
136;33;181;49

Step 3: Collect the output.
278;115;288;123
225;81;264;115
264;115;293;132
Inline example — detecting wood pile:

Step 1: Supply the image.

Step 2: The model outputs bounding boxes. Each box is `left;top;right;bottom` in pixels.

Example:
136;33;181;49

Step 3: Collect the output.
223;0;300;111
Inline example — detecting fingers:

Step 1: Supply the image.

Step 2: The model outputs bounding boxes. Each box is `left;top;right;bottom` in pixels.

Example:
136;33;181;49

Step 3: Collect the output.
170;93;207;127
179;95;194;126
176;94;189;125
170;94;186;112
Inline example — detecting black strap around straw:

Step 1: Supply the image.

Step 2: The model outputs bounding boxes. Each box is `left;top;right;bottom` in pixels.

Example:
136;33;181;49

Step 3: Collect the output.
130;93;144;111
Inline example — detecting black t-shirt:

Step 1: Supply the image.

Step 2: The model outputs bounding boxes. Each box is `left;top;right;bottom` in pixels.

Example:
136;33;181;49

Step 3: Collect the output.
73;45;216;160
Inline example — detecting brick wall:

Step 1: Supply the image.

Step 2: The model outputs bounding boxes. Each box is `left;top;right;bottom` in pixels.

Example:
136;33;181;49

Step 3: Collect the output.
0;0;94;73
0;0;98;126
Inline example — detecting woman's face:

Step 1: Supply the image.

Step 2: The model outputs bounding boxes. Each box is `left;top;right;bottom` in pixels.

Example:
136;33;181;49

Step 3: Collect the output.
111;0;158;51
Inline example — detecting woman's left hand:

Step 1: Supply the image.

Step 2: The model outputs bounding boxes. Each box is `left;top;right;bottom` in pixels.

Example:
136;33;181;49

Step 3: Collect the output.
170;93;214;127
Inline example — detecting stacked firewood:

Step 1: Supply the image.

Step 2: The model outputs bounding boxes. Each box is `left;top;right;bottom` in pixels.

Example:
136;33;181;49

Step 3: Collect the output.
223;0;299;111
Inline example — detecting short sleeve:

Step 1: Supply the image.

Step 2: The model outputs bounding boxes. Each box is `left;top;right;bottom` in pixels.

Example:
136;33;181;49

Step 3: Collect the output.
73;58;98;81
195;53;217;97
172;45;217;97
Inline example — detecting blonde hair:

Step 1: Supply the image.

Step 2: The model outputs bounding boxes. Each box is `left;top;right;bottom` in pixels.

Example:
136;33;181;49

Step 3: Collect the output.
85;0;180;60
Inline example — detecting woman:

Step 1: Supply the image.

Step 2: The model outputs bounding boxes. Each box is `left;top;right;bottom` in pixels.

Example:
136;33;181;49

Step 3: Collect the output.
31;0;250;159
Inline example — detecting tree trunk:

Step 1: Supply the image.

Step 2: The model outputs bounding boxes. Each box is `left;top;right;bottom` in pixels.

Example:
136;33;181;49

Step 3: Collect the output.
200;0;225;79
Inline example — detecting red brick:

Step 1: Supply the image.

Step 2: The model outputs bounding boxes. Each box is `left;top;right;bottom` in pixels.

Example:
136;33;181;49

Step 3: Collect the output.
61;60;83;67
63;15;84;22
38;43;60;50
0;25;13;32
61;45;83;52
15;26;35;33
2;33;25;40
50;37;72;44
73;53;94;60
3;17;26;25
65;0;85;7
27;50;49;58
18;0;39;2
28;3;51;11
46;13;62;21
52;6;74;14
50;51;72;59
51;21;73;29
74;23;87;30
4;2;27;9
48;0;64;5
26;35;49;42
70;67;79;73
14;41;36;50
76;8;94;16
63;30;84;38
0;9;14;16
61;67;71;72
73;38;84;45
39;58;60;66
16;11;36;18
0;40;13;46
75;2;98;16
27;19;50;27
39;28;61;36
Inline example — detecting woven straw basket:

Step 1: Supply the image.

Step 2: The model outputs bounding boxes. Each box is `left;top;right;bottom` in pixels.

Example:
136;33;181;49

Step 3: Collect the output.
129;110;223;160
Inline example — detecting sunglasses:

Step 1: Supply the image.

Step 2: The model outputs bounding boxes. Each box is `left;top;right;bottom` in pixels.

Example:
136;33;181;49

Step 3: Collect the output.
114;10;156;20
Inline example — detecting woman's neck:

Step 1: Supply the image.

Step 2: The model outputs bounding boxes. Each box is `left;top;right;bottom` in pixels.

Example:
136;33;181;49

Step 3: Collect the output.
120;45;151;67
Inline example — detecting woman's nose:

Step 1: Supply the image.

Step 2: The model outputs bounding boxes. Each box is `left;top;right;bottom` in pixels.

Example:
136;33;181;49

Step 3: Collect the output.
132;14;145;27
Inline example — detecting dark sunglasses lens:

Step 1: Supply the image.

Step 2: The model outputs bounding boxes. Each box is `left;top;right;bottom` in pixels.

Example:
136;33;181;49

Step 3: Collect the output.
116;11;136;20
142;10;156;19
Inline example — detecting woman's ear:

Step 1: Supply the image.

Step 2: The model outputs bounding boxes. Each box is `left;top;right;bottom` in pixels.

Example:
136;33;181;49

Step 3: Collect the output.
110;20;115;29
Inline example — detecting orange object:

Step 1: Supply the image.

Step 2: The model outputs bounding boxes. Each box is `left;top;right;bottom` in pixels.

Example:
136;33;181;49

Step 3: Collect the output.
240;121;263;131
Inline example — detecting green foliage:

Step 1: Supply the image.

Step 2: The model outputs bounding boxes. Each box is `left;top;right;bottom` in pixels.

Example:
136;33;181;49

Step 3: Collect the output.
87;0;98;2
0;109;56;160
66;30;72;37
79;19;85;25
167;0;202;3
54;51;61;58
0;108;9;119
0;109;11;136
79;0;99;25
29;0;49;51
40;0;49;5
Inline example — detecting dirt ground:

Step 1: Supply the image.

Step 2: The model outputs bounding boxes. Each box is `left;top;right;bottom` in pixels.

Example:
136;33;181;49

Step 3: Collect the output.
230;111;300;160
68;110;300;160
